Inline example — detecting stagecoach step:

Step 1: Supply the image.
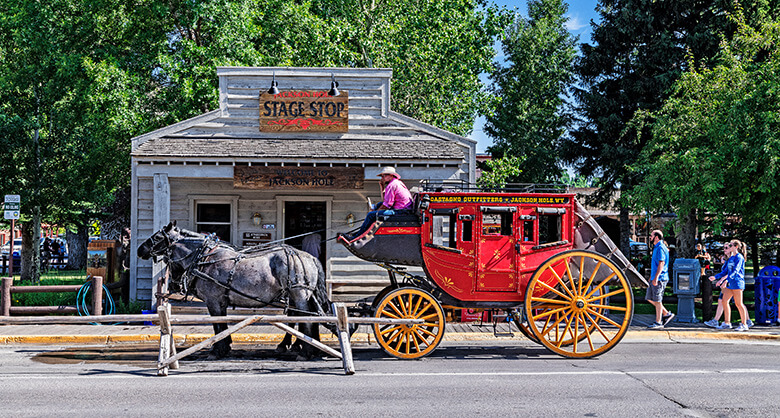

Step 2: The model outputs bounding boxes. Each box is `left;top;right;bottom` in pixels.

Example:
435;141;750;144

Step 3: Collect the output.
490;313;515;338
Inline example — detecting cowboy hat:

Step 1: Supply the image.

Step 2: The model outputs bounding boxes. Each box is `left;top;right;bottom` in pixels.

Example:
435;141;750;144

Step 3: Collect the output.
377;166;401;179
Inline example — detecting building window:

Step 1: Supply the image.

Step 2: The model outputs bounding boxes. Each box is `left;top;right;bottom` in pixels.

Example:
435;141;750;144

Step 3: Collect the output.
196;203;232;242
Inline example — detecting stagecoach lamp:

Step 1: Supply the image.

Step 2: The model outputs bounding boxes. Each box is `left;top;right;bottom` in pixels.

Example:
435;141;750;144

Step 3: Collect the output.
346;213;355;227
252;212;263;227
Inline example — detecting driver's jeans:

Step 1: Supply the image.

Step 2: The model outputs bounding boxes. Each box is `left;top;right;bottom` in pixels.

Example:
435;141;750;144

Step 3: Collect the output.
352;208;395;239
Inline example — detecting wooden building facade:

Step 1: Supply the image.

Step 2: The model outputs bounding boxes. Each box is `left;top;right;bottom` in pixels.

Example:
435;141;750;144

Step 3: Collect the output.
130;67;476;305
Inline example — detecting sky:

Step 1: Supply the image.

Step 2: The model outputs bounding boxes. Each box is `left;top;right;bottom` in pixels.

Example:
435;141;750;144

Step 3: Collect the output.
469;0;600;153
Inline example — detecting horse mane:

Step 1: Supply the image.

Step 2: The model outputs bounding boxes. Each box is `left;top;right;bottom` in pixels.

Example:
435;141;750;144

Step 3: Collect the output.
178;228;206;238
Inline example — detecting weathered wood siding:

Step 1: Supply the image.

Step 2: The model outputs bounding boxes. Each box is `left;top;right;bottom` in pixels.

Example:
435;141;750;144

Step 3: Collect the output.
132;175;425;304
131;67;473;306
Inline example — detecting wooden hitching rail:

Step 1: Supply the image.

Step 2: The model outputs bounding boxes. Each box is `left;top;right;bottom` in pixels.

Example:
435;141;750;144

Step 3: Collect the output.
1;276;103;316
0;303;422;376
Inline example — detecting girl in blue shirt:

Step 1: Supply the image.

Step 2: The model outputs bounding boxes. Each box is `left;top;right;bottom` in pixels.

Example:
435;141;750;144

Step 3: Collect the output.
709;240;749;331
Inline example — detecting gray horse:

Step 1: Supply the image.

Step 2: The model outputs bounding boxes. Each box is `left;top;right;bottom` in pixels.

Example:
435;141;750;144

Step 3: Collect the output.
137;222;333;360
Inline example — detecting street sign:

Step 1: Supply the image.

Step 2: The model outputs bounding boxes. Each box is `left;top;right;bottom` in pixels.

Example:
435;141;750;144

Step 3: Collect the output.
4;195;20;220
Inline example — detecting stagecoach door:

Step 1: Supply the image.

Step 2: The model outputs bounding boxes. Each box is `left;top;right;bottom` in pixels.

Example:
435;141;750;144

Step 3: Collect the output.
284;201;327;271
476;207;517;292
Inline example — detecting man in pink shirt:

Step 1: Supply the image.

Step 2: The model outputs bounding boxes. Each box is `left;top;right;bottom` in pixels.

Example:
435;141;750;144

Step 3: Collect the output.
347;166;413;240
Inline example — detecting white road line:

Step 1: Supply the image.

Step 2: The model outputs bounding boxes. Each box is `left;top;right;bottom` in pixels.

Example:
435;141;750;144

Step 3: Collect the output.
2;368;780;379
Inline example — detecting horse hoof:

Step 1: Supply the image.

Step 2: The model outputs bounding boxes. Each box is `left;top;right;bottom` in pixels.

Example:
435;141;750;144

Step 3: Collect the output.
275;344;289;354
295;354;311;361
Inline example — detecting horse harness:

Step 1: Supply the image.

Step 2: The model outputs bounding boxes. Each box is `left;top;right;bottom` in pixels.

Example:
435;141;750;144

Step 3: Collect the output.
169;237;319;315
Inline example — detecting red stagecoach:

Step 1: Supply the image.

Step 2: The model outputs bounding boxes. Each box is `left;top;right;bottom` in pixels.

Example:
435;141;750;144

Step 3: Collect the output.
338;183;648;359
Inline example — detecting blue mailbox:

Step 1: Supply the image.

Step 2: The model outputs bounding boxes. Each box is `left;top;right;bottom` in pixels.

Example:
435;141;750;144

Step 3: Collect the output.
673;258;701;322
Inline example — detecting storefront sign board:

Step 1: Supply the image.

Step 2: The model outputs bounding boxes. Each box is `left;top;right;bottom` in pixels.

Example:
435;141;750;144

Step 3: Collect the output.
234;166;364;190
259;90;349;133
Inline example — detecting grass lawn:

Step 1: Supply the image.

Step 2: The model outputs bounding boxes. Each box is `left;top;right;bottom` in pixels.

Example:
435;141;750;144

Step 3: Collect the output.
8;269;144;314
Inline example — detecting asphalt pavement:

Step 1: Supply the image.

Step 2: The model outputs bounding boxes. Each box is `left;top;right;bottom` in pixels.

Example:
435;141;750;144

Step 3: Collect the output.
1;314;779;346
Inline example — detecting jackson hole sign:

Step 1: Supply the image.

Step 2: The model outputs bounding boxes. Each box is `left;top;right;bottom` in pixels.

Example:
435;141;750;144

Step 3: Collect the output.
259;90;349;133
234;166;364;190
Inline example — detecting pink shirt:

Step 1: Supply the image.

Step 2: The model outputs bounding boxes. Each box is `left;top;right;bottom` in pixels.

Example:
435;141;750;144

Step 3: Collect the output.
382;178;413;210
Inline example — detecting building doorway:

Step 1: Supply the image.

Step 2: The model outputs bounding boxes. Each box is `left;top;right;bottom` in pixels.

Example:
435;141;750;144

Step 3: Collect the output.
284;201;327;271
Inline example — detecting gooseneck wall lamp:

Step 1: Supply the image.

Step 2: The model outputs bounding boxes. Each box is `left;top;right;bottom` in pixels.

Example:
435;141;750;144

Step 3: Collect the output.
267;72;280;95
328;73;340;97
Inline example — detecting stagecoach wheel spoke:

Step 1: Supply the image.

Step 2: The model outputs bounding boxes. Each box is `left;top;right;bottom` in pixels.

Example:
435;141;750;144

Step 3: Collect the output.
373;288;445;360
524;250;633;359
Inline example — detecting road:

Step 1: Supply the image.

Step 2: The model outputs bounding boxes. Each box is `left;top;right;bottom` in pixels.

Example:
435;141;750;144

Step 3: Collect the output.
0;339;778;417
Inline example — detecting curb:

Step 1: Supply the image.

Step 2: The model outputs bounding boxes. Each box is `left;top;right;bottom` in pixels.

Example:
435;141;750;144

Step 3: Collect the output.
2;330;780;345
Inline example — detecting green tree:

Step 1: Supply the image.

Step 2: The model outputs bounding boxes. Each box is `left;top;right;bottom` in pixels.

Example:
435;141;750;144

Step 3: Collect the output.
485;0;577;183
477;155;524;190
0;0;150;274
630;13;780;272
1;0;510;278
562;0;749;257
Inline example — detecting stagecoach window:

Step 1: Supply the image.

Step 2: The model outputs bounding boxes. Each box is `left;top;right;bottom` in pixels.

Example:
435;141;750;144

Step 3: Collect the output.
522;220;534;242
462;220;473;242
482;212;512;236
196;203;232;242
432;214;457;248
538;214;562;244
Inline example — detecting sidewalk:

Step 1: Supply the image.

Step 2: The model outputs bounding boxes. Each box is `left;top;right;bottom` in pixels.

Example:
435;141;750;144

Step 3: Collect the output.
1;314;779;345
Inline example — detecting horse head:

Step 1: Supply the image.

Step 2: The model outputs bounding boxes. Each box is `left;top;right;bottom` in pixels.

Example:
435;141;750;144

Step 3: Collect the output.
137;221;180;261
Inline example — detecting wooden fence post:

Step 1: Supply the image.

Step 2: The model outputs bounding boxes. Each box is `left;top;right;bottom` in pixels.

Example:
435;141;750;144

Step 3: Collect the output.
157;302;177;376
91;276;103;316
1;277;12;316
335;303;355;375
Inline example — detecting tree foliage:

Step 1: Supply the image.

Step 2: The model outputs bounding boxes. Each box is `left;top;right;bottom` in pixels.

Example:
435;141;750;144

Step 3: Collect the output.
0;0;510;277
630;12;780;234
563;0;743;203
485;0;577;183
477;155;524;190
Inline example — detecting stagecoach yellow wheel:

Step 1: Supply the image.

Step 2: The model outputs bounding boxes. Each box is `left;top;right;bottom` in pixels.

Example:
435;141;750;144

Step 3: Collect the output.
373;288;445;359
524;250;633;358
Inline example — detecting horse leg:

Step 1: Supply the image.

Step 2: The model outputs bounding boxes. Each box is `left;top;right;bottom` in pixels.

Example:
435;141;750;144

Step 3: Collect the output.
294;297;324;361
206;301;231;359
275;330;293;354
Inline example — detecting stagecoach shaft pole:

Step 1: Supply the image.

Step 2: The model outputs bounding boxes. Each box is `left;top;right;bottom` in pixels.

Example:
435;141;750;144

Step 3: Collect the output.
334;303;355;375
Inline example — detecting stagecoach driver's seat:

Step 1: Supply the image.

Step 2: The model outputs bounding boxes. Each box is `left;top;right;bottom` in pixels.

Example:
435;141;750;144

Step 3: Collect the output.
342;166;414;241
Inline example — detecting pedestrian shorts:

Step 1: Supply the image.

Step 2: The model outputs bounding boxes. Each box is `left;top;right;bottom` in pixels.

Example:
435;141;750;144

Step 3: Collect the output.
727;278;745;290
645;280;667;302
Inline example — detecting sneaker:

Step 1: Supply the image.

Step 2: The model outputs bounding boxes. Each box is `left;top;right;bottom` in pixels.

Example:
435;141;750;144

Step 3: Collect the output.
703;319;720;328
647;322;664;329
716;322;732;330
662;312;675;326
747;319;754;327
735;323;749;331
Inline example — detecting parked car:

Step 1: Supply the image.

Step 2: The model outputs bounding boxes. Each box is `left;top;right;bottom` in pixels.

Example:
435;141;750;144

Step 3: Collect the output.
1;238;22;270
1;238;22;257
629;240;649;257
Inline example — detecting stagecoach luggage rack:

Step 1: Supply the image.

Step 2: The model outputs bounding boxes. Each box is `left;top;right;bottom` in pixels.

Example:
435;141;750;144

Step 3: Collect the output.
419;179;567;194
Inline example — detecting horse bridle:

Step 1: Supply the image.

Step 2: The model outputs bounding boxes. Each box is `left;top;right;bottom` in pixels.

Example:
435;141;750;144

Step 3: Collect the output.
147;230;175;263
